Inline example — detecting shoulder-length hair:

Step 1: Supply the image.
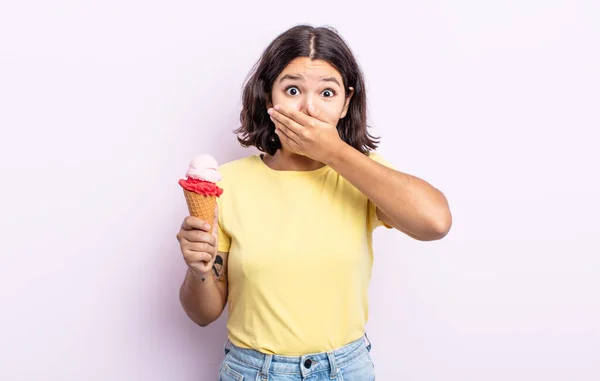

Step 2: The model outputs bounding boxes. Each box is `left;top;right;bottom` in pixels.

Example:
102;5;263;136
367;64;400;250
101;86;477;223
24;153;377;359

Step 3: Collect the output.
235;25;379;156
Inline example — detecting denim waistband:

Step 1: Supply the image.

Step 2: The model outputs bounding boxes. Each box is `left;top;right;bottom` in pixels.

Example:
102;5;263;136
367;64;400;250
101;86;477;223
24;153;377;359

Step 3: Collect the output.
223;334;372;378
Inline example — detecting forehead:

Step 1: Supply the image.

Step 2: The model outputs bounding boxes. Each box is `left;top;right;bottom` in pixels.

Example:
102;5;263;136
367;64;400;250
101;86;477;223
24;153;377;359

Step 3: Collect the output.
277;57;342;81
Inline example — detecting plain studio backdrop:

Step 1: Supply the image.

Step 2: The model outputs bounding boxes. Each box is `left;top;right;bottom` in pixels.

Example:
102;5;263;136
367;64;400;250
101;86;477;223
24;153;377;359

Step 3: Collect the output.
1;1;599;380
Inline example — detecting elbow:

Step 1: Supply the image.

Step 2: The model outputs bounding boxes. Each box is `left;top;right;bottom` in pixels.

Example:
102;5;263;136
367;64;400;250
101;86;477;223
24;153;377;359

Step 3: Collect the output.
431;218;451;240
390;206;452;241
415;207;451;241
411;188;452;241
427;192;452;240
428;209;452;241
181;304;219;327
196;320;213;328
179;286;220;327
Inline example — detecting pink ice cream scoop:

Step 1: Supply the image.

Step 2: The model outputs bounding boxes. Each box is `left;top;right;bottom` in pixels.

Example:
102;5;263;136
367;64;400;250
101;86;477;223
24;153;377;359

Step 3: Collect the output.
185;154;222;183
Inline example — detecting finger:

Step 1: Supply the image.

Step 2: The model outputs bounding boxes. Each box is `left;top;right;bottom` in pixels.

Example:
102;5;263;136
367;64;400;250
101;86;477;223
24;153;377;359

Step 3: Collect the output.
274;126;296;149
191;262;213;274
182;216;211;232
272;118;299;144
185;247;214;260
269;109;302;136
184;229;217;245
184;250;213;264
186;241;216;255
306;103;326;124
275;104;325;128
270;114;299;138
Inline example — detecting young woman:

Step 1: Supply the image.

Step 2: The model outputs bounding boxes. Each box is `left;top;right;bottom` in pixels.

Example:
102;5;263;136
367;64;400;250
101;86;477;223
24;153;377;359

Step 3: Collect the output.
176;24;452;381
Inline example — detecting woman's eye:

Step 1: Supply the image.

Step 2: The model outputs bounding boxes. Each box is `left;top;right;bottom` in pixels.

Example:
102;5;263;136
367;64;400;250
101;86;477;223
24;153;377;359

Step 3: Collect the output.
286;87;300;96
322;89;335;98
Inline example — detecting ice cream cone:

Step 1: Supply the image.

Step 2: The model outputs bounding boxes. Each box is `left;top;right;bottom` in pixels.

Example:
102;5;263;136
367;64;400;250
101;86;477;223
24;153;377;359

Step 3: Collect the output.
183;189;216;224
179;154;223;226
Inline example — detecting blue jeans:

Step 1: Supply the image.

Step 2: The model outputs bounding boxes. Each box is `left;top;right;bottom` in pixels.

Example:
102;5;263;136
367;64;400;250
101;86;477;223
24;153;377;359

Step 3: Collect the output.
218;334;375;380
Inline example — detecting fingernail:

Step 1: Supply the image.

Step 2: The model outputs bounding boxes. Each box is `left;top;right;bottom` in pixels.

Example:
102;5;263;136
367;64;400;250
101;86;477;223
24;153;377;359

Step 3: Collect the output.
274;105;281;111
267;108;273;115
205;224;211;230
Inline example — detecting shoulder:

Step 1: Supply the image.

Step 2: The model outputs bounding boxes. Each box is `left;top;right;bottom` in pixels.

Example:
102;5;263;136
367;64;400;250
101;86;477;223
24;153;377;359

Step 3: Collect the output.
219;155;261;176
367;151;395;169
217;154;261;187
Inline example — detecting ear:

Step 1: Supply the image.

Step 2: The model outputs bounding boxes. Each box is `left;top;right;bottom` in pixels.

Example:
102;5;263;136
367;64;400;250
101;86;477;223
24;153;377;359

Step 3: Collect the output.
265;92;273;109
340;87;355;119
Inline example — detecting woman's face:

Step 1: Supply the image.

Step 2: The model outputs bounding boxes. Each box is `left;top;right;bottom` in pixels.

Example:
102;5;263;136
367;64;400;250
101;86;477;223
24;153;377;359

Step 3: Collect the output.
269;57;354;127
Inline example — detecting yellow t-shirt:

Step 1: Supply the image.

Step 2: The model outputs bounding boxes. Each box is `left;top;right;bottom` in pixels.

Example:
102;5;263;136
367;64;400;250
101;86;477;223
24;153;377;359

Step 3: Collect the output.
216;152;393;355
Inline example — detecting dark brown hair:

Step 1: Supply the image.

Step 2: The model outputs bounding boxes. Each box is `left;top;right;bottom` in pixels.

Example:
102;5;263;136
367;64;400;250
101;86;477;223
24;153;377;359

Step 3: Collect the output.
235;25;379;156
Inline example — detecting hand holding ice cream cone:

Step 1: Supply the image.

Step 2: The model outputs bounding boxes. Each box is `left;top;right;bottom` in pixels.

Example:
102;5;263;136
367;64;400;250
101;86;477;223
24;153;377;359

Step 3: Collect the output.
177;205;219;275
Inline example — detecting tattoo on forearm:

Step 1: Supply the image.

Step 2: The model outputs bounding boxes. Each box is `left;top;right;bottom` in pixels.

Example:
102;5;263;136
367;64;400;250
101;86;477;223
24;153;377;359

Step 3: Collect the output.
212;255;226;283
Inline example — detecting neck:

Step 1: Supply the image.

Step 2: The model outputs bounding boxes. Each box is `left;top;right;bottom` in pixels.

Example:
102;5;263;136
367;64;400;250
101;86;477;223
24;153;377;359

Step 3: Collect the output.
262;148;325;171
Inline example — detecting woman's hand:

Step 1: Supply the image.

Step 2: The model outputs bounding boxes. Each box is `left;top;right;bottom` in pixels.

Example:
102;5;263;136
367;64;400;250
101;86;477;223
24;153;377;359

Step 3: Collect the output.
176;204;219;276
267;104;346;164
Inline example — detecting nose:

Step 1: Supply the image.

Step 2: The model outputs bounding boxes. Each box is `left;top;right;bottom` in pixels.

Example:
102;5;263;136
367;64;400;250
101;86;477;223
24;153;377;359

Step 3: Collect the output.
298;94;314;114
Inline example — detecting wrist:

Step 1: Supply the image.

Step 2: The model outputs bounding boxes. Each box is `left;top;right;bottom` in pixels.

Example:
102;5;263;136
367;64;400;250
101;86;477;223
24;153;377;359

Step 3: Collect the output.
324;140;351;168
187;266;211;282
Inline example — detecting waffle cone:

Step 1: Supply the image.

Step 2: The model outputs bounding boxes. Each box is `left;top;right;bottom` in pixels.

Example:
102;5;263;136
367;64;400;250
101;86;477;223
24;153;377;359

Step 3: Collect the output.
183;189;216;224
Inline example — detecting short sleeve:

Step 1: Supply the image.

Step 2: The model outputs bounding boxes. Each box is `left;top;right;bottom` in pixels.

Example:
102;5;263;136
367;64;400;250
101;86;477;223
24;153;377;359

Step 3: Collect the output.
368;152;395;230
216;197;231;252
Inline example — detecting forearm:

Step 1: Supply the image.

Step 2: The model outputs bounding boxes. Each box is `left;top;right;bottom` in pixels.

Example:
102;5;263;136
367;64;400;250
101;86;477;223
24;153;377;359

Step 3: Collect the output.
326;143;452;240
179;268;226;327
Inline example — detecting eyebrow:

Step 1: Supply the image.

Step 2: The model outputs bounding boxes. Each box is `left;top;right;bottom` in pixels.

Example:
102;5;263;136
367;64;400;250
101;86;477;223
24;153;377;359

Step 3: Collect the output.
279;74;342;88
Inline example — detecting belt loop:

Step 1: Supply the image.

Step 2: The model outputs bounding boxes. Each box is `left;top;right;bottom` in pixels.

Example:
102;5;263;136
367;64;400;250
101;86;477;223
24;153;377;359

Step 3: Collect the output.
224;339;231;355
364;333;372;352
327;351;338;379
260;354;272;380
